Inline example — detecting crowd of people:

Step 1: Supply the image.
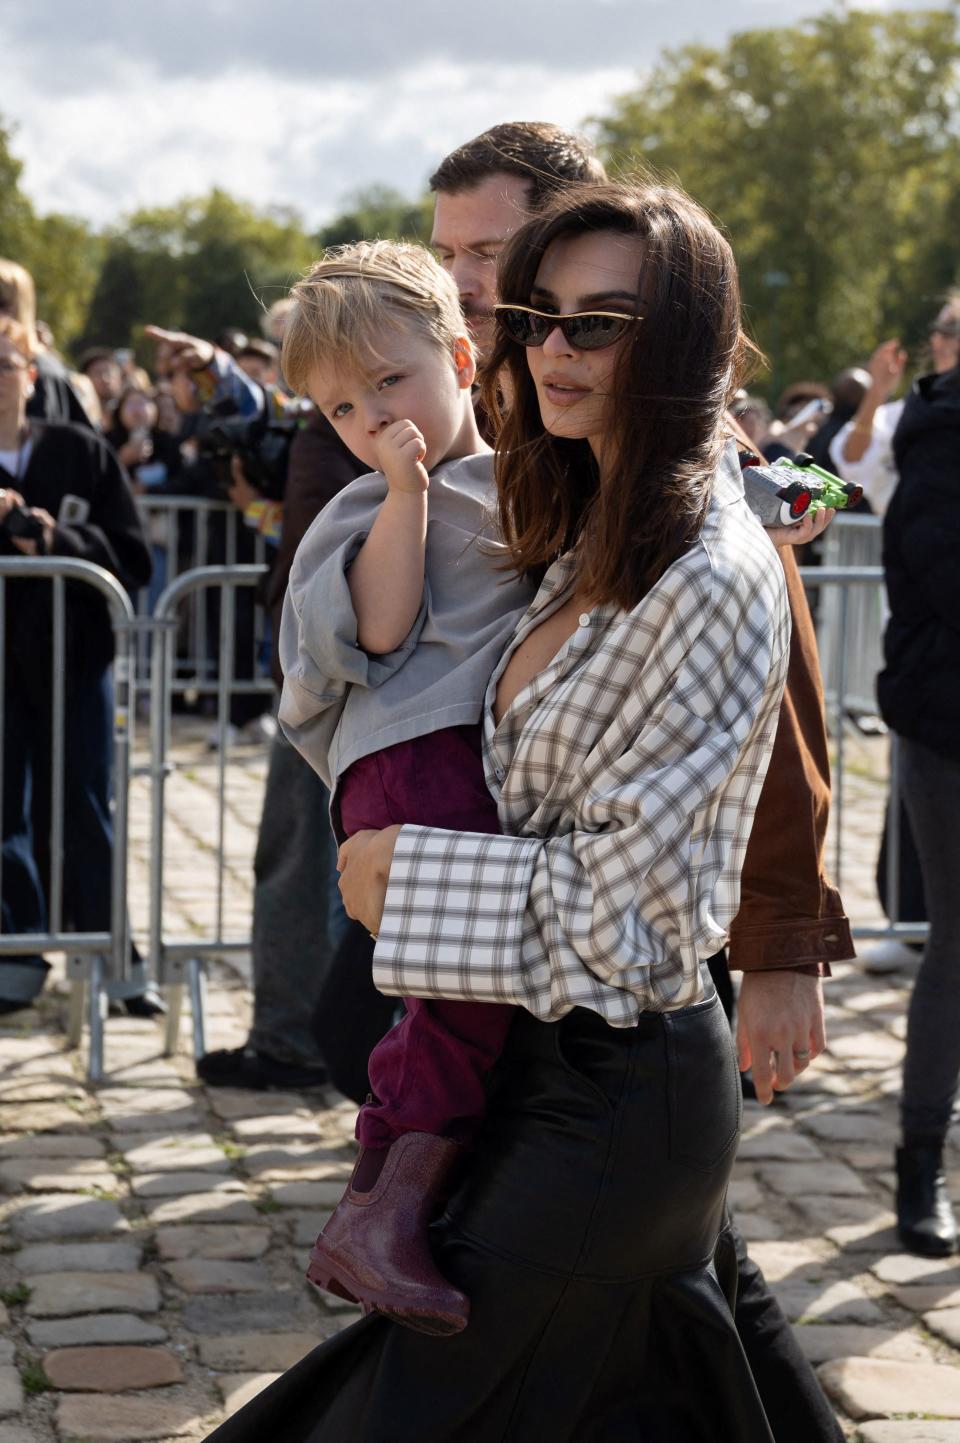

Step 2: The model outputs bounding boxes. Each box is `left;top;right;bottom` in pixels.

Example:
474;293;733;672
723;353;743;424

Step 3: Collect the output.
0;118;958;1441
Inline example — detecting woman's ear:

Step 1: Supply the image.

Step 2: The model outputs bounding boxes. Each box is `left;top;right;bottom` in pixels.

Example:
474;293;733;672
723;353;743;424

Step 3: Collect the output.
453;336;476;390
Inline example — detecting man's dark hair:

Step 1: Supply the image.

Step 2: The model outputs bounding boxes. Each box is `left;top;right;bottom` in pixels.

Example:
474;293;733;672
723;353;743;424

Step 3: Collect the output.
78;346;114;374
429;122;607;210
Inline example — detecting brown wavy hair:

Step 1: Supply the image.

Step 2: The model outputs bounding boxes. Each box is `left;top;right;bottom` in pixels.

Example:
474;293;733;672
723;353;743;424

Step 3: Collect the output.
481;180;759;609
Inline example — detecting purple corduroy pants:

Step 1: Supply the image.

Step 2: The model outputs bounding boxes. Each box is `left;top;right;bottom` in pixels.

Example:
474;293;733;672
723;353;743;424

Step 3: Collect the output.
337;725;515;1149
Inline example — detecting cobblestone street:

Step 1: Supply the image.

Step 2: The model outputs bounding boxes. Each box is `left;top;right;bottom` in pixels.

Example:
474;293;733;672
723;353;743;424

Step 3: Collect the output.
1;721;958;1441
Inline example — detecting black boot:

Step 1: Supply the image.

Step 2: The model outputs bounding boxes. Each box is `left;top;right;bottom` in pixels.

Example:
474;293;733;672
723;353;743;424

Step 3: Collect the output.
896;1143;958;1257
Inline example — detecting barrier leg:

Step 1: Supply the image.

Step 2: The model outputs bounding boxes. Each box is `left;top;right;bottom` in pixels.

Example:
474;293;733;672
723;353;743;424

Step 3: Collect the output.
188;958;208;1061
87;954;107;1084
163;983;185;1058
65;960;85;1051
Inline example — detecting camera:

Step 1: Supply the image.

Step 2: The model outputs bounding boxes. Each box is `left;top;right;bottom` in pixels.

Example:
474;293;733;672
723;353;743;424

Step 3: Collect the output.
194;406;306;501
0;503;47;551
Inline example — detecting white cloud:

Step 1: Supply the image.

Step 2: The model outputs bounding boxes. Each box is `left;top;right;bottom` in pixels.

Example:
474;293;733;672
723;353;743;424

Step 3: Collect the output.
3;0;940;227
4;57;637;227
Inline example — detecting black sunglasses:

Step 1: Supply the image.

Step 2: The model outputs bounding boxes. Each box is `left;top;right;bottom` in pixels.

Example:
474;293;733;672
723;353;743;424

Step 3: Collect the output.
494;304;641;352
928;320;960;339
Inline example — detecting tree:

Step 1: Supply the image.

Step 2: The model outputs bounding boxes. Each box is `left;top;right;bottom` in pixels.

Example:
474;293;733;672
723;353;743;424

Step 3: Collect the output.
80;190;317;354
594;6;960;396
0;117;34;261
315;185;434;249
0;113;100;355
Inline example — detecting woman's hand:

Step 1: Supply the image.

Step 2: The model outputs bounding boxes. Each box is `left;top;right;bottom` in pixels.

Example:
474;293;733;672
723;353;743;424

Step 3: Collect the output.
766;506;835;549
867;338;907;403
336;825;403;937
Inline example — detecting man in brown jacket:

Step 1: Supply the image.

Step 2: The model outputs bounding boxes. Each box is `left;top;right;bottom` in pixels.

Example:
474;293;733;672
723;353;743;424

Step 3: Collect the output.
197;409;367;1090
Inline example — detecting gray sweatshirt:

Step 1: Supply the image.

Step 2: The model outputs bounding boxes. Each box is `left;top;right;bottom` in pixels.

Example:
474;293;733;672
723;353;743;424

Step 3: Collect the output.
278;452;533;790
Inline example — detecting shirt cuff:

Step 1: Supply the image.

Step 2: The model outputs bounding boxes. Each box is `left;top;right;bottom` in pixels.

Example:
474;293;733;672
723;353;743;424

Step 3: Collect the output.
372;824;540;1004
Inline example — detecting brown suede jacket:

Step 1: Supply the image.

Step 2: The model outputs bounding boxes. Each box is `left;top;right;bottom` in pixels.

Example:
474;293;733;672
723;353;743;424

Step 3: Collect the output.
726;425;854;973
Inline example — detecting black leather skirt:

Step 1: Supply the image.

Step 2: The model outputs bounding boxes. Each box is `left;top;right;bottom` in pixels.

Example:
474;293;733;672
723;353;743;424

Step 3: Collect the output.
205;992;773;1442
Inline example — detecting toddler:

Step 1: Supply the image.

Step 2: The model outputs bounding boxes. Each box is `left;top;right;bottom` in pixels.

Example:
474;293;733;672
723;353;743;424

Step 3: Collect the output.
278;241;532;1335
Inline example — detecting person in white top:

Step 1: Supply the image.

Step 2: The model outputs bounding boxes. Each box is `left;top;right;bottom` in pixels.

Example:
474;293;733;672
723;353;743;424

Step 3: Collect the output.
830;293;960;516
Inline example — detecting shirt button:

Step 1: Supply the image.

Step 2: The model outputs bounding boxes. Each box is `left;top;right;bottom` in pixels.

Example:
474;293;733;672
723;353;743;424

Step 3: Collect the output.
578;612;591;628
494;766;505;781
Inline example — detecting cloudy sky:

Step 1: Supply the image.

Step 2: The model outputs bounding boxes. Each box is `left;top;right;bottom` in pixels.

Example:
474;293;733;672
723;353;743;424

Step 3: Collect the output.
3;0;934;229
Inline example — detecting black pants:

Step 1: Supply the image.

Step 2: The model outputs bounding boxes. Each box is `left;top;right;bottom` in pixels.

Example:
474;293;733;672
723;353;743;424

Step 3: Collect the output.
206;996;773;1443
899;737;960;1142
706;951;843;1443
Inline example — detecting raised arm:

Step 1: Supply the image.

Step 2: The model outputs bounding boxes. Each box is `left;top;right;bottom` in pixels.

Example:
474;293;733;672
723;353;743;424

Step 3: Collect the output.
347;421;430;655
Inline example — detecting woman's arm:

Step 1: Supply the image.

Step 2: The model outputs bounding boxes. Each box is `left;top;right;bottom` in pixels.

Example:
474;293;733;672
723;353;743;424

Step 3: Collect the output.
841;340;906;465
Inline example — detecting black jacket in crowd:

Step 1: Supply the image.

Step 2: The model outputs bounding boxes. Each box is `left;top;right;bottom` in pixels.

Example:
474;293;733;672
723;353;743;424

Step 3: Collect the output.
1;421;151;696
877;366;960;759
27;352;93;429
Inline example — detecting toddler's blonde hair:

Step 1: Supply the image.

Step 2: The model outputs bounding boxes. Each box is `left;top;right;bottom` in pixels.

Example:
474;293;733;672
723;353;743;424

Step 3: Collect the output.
282;240;466;396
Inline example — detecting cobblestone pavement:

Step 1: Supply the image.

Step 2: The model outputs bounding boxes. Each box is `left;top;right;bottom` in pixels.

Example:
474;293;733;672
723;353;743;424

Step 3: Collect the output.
2;721;958;1442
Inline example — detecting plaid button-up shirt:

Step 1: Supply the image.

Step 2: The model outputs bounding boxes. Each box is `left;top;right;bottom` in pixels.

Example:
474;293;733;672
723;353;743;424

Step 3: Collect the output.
373;444;792;1025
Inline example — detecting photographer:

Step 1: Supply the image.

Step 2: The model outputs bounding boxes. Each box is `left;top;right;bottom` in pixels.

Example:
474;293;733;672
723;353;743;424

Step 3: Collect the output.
145;324;282;742
0;317;156;1014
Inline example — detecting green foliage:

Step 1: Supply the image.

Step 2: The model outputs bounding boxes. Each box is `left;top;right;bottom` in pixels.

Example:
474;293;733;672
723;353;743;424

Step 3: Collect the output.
0;119;100;353
20;1362;53;1396
6;5;959;384
315;185;434;248
79;189;317;356
0;118;34;258
0;1282;30;1308
594;6;960;397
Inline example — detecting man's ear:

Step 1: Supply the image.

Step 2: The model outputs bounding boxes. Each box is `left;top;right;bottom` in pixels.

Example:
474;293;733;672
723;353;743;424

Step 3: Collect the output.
453;336;476;390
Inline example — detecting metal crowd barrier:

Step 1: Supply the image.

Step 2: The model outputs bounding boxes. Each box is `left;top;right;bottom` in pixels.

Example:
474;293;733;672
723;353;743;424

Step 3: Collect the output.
147;564;272;1061
813;513;884;717
0;557;139;1080
798;561;927;948
134;496;269;704
0;547;927;1084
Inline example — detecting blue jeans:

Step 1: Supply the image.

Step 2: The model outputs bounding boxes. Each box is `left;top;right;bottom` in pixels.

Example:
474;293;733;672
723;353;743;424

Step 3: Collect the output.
1;664;148;1004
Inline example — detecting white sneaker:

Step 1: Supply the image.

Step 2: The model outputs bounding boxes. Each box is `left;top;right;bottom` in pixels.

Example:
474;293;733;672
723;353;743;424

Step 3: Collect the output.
858;938;922;975
240;714;278;746
206;722;241;751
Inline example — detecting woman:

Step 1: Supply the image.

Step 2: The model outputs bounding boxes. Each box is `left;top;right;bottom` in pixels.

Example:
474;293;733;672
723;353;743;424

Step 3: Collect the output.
0;317;158;1015
207;181;790;1442
876;333;960;1256
105;385;184;491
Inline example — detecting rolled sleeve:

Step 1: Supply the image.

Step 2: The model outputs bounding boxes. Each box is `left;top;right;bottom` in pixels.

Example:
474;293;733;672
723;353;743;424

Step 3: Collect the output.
373;559;790;1027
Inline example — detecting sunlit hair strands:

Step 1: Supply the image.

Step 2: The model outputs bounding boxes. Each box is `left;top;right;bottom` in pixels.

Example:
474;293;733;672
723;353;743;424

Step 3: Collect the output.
482;180;761;611
282;240;466;395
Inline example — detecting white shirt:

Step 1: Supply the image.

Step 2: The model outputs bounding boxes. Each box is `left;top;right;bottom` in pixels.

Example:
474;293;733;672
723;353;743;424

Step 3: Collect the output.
0;439;33;481
373;442;792;1025
829;400;904;518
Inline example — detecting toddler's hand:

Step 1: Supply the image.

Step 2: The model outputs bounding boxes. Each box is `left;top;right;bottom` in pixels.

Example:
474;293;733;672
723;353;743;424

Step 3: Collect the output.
375;420;429;494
